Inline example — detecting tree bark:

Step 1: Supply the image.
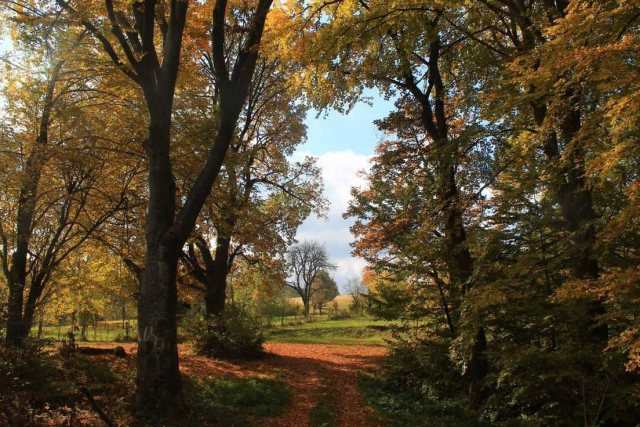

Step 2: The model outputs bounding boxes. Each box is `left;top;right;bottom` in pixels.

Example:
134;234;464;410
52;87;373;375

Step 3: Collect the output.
136;107;182;414
204;236;231;317
5;282;26;344
136;247;181;416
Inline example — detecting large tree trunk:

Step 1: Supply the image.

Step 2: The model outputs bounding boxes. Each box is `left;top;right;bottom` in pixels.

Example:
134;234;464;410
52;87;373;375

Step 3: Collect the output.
136;110;182;414
136;249;181;415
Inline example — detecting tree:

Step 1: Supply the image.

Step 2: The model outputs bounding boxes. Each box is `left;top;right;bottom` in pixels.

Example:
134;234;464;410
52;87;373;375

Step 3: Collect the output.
286;240;336;318
305;1;489;404
310;270;338;315
56;0;275;413
345;276;367;315
181;55;326;319
0;19;134;344
361;269;411;320
337;1;640;423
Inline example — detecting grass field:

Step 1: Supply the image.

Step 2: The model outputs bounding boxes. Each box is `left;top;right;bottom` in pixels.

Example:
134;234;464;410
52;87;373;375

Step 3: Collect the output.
28;295;388;347
265;316;397;346
31;319;137;343
288;294;354;311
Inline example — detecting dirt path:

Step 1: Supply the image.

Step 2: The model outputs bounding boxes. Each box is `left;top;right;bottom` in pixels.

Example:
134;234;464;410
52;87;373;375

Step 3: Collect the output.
179;343;387;427
255;343;387;427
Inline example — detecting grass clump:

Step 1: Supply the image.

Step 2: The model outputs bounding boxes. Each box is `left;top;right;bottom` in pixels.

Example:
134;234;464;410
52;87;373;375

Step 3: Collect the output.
309;385;338;427
184;376;291;426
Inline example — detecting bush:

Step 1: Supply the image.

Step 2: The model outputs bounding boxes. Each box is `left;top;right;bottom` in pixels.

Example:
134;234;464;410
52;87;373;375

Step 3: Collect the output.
0;339;76;426
360;370;479;427
358;329;483;427
182;303;265;359
328;309;351;320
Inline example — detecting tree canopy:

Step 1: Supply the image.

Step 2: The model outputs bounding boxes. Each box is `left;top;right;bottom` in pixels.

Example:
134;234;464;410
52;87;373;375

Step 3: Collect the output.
1;0;640;425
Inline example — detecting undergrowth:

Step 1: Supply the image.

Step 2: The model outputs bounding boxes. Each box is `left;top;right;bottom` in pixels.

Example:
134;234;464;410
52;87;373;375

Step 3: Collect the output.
183;376;291;426
309;385;338;427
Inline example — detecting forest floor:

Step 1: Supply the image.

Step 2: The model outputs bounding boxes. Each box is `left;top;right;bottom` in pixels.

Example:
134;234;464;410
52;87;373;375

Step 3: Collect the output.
183;342;387;427
2;317;395;426
81;341;388;426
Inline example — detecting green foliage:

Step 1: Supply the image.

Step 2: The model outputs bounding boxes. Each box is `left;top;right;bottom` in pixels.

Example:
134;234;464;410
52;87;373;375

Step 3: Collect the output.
311;270;339;314
183;303;265;359
309;385;338;427
366;281;412;321
0;339;76;425
328;309;352;320
184;376;291;427
360;370;482;427
257;286;301;326
385;331;466;400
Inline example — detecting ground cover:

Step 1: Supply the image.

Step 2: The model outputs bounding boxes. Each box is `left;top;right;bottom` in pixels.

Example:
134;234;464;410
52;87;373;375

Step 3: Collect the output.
2;316;392;426
265;316;397;346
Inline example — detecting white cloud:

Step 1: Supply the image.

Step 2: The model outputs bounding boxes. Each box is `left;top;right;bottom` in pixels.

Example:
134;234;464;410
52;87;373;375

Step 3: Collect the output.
292;149;372;292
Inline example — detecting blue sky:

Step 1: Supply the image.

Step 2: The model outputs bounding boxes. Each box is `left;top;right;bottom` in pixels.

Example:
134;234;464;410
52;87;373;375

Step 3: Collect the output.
294;91;396;290
302;94;396;155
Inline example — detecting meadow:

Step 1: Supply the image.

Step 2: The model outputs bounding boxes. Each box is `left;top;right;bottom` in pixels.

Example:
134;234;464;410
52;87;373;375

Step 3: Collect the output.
265;316;396;346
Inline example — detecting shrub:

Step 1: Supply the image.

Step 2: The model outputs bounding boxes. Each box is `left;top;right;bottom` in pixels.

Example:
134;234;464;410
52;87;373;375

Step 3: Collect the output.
328;309;351;320
359;329;483;427
0;339;76;426
182;303;265;359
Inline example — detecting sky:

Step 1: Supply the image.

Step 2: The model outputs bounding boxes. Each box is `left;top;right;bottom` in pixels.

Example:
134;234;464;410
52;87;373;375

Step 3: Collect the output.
292;92;396;291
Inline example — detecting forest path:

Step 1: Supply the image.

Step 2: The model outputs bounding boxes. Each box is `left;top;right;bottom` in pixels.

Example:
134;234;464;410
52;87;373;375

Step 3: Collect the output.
256;343;386;427
180;342;387;427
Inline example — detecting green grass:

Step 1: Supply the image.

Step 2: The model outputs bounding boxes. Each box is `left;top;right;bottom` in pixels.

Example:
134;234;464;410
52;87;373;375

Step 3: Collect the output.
309;385;339;427
265;316;397;346
184;376;291;426
31;320;138;343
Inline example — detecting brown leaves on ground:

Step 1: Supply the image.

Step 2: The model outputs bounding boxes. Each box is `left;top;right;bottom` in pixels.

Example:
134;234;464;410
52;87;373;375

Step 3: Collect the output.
180;343;387;427
53;342;386;426
258;343;387;427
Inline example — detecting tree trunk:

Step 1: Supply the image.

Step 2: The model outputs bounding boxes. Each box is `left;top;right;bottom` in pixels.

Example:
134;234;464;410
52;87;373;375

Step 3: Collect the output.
303;301;310;319
136;247;181;416
204;236;231;317
535;96;607;344
3;61;61;345
5;279;26;344
136;111;182;415
21;277;45;339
